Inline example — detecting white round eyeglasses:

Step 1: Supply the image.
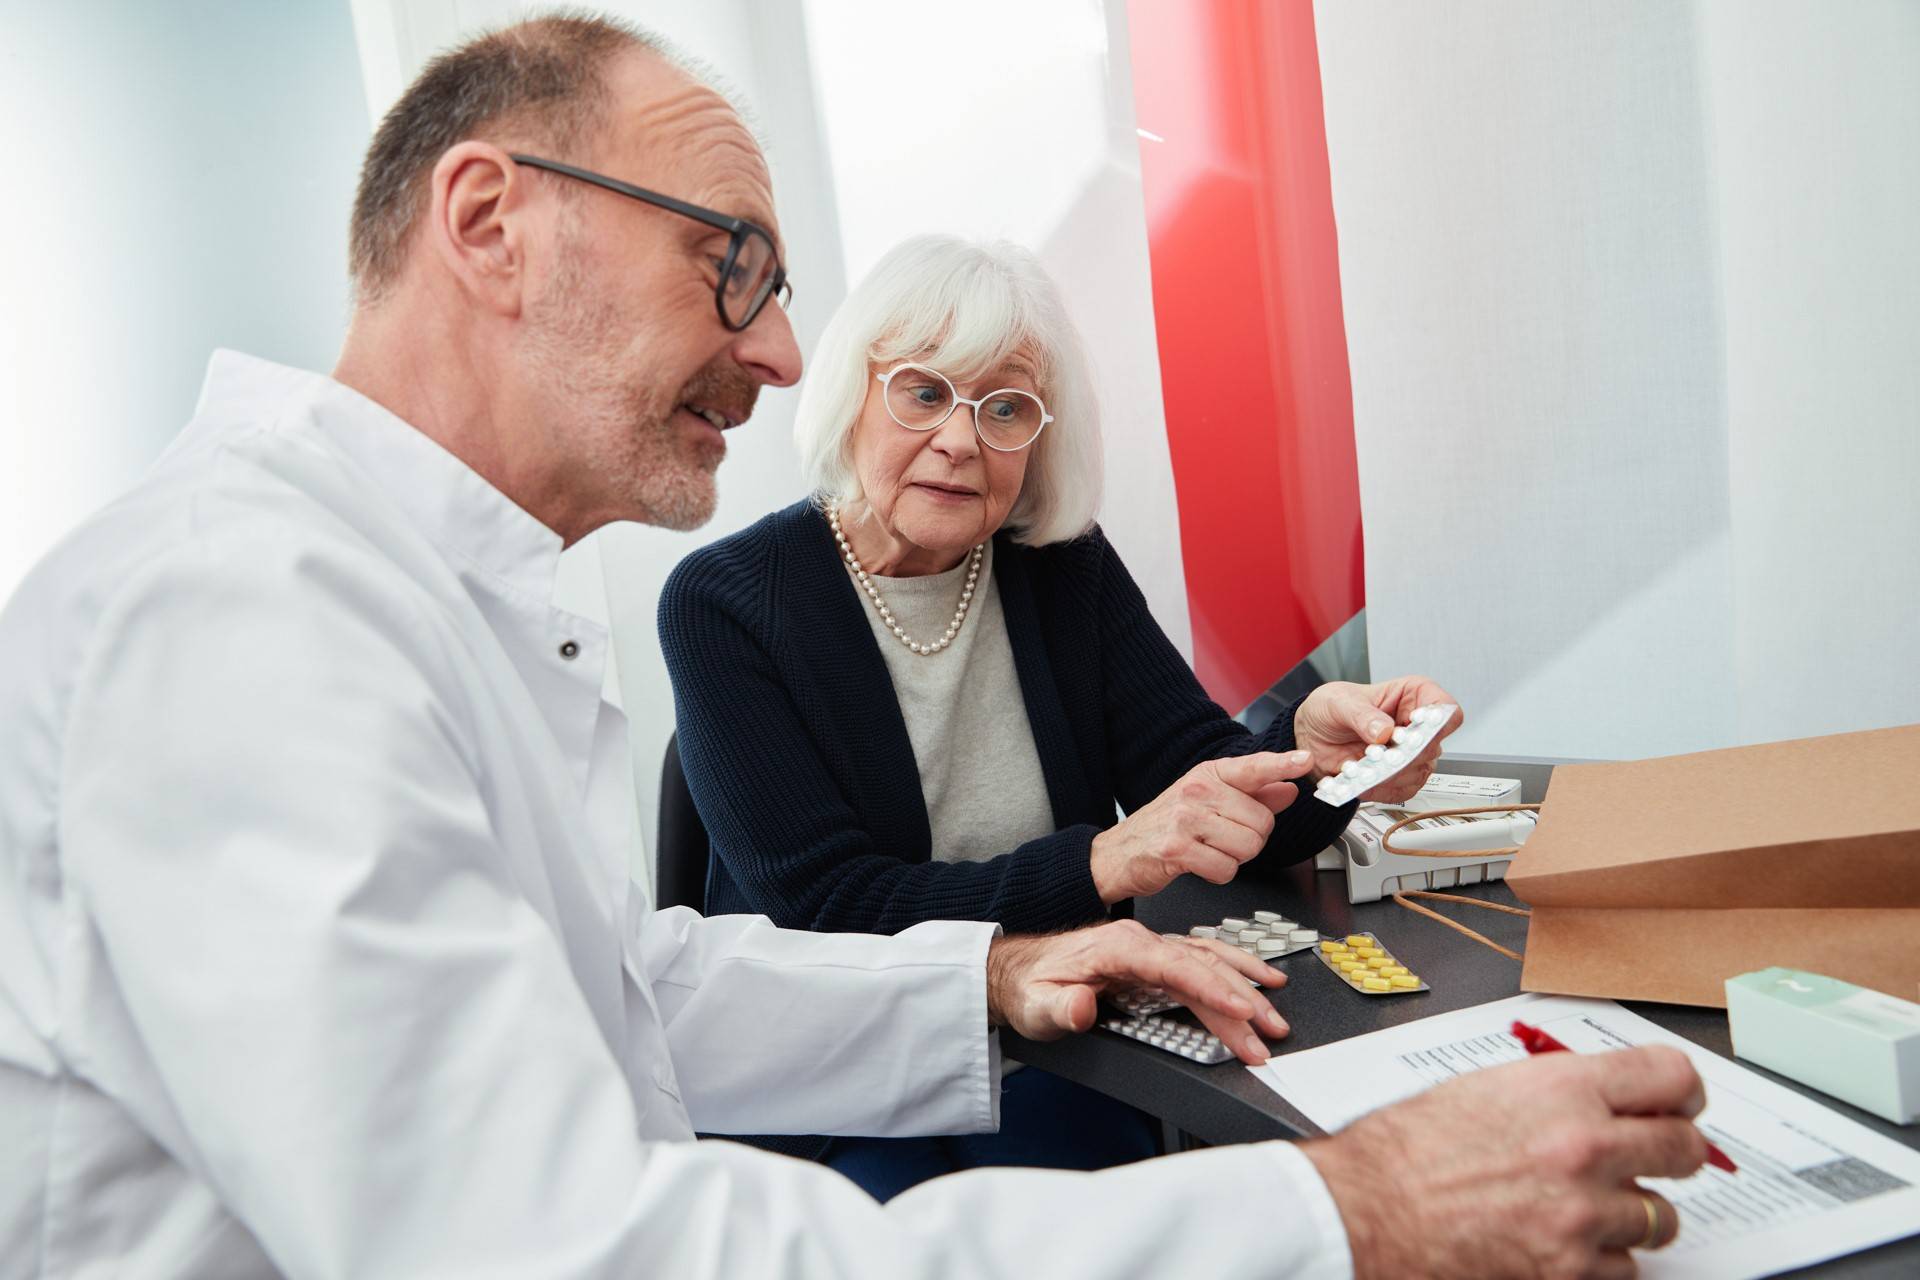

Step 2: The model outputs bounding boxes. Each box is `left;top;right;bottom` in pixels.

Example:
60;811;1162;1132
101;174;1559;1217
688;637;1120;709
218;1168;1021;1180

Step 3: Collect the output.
875;363;1053;452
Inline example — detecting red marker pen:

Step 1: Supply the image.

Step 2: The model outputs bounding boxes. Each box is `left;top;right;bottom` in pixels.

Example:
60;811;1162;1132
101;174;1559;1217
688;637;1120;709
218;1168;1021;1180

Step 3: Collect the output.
1511;1020;1737;1174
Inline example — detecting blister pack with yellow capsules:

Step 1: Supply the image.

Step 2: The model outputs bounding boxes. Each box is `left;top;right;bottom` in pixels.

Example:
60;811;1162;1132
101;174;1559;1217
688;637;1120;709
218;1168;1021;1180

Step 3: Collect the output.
1314;932;1429;995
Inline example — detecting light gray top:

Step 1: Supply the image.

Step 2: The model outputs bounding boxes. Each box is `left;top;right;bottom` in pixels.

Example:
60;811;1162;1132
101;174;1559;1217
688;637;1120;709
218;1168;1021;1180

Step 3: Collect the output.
855;541;1057;865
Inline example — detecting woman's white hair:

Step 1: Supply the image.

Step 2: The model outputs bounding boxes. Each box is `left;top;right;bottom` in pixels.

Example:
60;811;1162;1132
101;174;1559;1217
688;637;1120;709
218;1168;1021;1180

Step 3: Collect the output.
793;234;1104;546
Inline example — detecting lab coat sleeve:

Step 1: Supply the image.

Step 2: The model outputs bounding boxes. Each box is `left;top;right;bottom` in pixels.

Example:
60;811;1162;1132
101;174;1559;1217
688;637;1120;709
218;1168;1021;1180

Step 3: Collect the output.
58;534;1353;1280
633;907;1002;1137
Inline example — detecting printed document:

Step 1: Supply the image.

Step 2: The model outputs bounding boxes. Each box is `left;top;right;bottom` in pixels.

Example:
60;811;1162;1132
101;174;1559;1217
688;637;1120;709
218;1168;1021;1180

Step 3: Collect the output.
1251;993;1920;1278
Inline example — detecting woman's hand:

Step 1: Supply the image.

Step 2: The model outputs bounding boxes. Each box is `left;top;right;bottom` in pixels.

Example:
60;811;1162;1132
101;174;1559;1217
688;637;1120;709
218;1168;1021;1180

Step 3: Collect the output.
986;921;1292;1064
1088;751;1316;904
1292;677;1464;804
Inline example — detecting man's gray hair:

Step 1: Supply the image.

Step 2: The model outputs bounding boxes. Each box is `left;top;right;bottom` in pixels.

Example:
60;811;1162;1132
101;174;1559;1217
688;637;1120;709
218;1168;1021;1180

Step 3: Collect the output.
348;11;662;304
793;235;1105;547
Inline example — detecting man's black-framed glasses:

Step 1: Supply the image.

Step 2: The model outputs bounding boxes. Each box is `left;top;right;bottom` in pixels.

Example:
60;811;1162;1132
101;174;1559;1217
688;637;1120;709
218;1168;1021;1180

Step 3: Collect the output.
510;154;792;332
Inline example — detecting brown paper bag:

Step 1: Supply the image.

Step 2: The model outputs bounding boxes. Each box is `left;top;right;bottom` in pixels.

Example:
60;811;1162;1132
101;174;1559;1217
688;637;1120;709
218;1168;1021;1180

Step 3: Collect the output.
1506;724;1920;1008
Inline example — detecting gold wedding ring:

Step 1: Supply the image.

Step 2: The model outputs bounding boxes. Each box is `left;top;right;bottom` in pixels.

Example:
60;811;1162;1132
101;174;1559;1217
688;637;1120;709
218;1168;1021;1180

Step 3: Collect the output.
1635;1192;1663;1250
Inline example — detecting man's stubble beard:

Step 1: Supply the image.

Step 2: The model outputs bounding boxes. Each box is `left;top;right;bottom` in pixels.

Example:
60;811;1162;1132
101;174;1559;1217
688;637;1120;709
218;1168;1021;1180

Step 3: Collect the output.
602;377;724;533
525;252;725;533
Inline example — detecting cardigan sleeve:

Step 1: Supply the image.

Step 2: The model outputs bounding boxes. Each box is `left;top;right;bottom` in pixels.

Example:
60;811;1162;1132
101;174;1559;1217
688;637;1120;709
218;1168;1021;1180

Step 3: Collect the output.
659;549;1109;936
1081;530;1357;867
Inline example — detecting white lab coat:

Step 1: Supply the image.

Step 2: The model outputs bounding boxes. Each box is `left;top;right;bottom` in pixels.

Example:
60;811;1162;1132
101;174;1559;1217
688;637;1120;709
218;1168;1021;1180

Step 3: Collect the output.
0;352;1351;1279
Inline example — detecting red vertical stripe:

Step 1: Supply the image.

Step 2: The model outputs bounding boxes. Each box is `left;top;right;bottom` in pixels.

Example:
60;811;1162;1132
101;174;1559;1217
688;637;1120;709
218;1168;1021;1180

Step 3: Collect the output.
1128;0;1364;711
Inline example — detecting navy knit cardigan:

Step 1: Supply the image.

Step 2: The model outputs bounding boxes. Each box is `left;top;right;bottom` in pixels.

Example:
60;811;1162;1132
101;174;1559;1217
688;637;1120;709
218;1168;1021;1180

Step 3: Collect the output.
658;500;1357;936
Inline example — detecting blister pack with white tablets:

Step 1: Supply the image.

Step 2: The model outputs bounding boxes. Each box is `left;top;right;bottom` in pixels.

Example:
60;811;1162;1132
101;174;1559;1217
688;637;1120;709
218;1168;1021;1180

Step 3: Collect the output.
1115;917;1322;1022
1108;986;1183;1018
1100;1013;1236;1063
1314;932;1429;995
1185;911;1321;960
1311;703;1458;808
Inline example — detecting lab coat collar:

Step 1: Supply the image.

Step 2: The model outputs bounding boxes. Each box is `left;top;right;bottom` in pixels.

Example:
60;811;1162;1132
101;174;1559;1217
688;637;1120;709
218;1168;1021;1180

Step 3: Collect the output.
190;349;565;609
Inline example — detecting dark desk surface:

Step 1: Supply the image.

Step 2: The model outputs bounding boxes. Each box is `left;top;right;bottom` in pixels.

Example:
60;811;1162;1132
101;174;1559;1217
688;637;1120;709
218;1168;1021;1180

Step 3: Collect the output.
1003;756;1919;1277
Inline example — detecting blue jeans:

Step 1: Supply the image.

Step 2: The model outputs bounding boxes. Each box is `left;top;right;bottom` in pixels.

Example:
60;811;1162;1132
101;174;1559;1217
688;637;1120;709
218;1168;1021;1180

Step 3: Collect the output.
824;1067;1161;1201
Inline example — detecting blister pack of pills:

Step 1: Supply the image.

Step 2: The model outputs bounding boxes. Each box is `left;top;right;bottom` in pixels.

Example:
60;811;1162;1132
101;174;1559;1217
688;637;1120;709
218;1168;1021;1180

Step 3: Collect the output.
1185;910;1320;960
1100;1013;1236;1064
1311;703;1458;808
1315;932;1429;995
1105;915;1320;1032
1108;986;1183;1018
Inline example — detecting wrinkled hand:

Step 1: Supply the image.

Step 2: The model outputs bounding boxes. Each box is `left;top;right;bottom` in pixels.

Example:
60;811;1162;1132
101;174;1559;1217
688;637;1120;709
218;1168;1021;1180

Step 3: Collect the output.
1293;676;1463;804
1305;1045;1709;1279
986;921;1291;1065
1088;751;1316;904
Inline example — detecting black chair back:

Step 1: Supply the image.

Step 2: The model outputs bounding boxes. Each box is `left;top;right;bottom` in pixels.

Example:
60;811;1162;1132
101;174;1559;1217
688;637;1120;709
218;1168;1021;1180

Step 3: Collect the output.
654;732;711;912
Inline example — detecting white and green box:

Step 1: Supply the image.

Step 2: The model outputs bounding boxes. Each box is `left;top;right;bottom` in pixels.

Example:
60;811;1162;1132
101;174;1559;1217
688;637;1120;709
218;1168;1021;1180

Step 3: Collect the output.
1726;968;1920;1125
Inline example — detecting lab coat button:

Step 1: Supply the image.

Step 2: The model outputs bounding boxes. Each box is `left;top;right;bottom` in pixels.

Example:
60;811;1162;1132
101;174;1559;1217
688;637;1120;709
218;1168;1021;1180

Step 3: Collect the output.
558;640;580;660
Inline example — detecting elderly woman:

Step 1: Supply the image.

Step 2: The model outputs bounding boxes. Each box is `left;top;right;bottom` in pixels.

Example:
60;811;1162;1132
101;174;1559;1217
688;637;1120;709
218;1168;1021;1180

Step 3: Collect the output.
660;235;1459;1197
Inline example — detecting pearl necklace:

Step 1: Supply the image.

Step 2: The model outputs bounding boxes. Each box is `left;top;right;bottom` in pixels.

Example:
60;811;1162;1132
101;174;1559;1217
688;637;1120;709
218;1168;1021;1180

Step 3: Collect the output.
829;504;983;656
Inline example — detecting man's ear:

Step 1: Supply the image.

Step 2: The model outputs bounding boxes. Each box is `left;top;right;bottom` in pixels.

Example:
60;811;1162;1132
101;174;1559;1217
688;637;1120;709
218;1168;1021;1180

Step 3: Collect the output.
425;141;529;316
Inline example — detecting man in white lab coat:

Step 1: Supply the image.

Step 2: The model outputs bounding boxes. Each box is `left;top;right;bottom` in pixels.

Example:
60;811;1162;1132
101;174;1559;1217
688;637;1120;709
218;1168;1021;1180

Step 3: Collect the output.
0;15;1711;1279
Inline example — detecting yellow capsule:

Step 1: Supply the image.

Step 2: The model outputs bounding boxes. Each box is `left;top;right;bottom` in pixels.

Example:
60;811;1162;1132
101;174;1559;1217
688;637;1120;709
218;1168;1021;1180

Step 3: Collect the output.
1344;935;1371;947
1380;965;1409;978
1363;976;1391;991
1338;959;1366;974
1319;940;1349;954
1390;974;1420;988
1366;956;1394;970
1355;946;1384;960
